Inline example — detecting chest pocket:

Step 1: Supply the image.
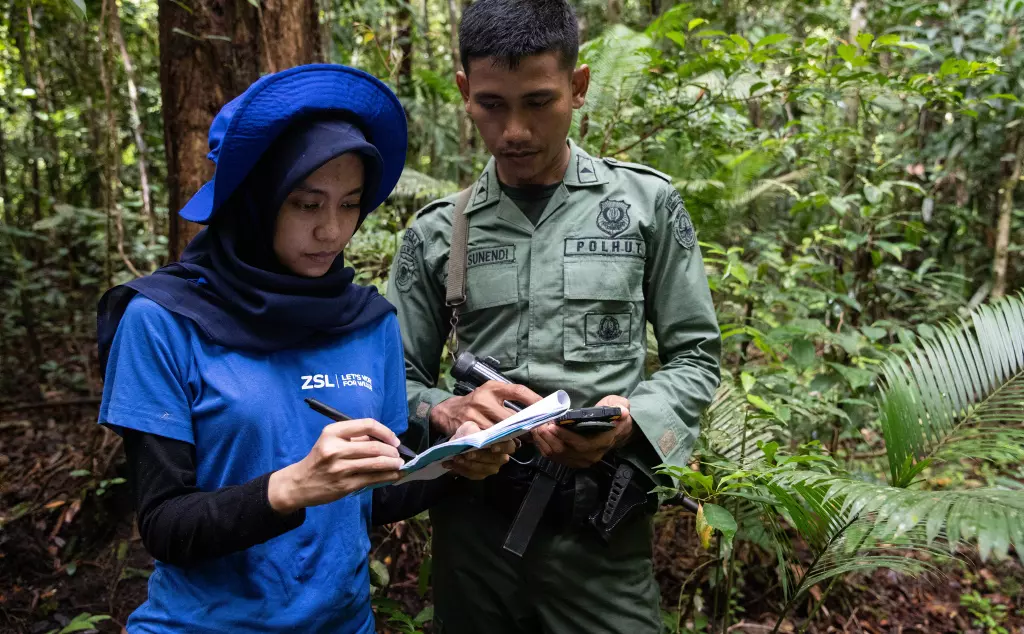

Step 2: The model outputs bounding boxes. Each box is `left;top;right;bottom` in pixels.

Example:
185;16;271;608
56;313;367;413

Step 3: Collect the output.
563;259;645;363
457;261;520;367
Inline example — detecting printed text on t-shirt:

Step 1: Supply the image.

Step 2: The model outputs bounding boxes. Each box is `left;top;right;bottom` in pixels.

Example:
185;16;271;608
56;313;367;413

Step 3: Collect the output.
300;374;374;391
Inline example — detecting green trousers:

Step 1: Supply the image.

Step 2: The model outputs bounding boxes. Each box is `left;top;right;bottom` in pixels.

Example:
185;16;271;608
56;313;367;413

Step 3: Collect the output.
429;492;663;634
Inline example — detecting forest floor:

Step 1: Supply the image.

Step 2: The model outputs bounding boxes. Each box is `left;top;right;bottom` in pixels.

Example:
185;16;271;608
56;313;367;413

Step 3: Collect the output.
1;403;1022;634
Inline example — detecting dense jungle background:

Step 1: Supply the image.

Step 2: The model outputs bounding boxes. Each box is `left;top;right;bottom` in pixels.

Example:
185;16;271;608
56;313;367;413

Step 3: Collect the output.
1;0;1024;632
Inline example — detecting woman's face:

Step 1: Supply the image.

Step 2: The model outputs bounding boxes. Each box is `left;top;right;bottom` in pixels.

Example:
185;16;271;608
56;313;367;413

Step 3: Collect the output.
273;153;365;277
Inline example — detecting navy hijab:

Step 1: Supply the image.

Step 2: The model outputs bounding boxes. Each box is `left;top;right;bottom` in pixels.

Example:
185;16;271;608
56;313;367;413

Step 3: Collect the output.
97;118;395;373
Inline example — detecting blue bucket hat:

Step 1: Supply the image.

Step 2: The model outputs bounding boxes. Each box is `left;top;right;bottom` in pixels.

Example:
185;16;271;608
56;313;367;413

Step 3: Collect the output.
180;64;408;224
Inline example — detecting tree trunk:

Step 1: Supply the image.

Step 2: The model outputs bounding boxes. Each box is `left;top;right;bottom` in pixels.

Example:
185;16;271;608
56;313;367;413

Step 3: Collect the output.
397;4;414;100
991;133;1024;302
112;1;157;258
100;0;141;278
160;0;322;262
607;0;621;23
0;107;9;224
12;16;41;225
259;0;322;73
25;4;60;206
446;0;470;185
840;1;867;194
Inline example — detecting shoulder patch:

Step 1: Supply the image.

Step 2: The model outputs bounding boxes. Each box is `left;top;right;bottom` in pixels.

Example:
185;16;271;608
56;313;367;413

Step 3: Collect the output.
667;189;696;250
414;198;456;219
394;229;423;293
601;157;672;184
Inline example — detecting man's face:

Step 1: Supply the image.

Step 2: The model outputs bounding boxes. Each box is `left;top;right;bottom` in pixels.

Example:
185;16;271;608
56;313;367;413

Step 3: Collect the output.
457;52;589;185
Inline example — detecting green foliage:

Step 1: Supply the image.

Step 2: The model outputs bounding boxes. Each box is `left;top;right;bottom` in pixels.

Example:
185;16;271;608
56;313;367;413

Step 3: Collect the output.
44;613;111;634
961;590;1011;634
2;0;1024;630
879;293;1024;486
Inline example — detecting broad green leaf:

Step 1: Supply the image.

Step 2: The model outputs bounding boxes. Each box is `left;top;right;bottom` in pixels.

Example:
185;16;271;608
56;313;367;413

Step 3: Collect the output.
62;0;86;19
896;41;931;53
875;34;900;47
829;362;875;390
986;93;1019;101
856;33;873;50
414;606;434;625
417;556;431;598
861;326;887;342
746;394;776;416
789;339;816;369
687;18;706;31
69;469;91;477
876;240;903;261
680;471;715;496
666;31;686;48
837;44;857;64
755;33;789;48
729;34;751;52
740;372;756;393
369;559;390;587
702;503;738;546
863;183;882;204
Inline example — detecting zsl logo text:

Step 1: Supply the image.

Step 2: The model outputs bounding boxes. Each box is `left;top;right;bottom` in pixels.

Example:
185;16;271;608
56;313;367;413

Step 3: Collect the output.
300;373;374;391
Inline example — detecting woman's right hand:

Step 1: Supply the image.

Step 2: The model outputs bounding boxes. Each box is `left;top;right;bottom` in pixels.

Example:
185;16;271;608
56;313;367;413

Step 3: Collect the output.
267;419;405;514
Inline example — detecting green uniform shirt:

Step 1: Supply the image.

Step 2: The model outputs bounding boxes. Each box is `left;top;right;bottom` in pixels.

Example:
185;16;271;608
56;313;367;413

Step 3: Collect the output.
386;141;721;477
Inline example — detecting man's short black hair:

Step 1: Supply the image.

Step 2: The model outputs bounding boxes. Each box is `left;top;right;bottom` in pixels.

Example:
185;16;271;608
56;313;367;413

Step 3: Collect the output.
459;0;579;74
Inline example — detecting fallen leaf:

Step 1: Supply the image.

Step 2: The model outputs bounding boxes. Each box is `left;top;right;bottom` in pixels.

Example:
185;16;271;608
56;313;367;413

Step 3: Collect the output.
925;603;956;617
43;500;65;510
63;499;81;525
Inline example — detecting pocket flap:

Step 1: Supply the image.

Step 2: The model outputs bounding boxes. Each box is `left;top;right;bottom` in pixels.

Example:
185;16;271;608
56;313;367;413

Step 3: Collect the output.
564;260;644;301
465;264;519;311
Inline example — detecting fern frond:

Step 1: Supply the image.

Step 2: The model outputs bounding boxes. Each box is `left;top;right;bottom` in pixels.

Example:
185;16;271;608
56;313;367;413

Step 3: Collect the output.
699;384;782;466
767;471;1024;563
878;293;1024;486
390;168;459;202
573;25;652;136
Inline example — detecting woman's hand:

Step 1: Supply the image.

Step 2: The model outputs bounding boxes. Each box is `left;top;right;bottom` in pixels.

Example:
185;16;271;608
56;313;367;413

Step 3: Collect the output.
441;421;517;480
268;419;405;514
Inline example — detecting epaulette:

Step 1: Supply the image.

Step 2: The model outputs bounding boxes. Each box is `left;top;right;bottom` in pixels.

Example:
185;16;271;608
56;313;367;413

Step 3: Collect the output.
601;157;672;184
414;197;456;219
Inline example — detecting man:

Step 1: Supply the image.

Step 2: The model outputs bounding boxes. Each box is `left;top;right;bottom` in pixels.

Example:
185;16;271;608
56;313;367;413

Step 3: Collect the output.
386;1;721;631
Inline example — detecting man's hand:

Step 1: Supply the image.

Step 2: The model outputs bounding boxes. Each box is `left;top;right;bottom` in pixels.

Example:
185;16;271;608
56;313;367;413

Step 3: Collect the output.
441;421;518;479
429;380;543;437
531;395;634;469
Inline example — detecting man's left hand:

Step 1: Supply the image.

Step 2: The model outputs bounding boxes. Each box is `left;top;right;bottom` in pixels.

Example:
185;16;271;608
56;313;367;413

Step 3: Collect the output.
531;395;634;469
441;421;517;479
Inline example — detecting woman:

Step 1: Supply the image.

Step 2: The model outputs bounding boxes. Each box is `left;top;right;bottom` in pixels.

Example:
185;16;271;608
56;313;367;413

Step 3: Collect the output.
96;65;511;633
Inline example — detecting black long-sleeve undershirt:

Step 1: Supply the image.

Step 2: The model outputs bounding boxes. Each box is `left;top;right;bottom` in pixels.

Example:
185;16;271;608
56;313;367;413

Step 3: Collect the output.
121;430;452;567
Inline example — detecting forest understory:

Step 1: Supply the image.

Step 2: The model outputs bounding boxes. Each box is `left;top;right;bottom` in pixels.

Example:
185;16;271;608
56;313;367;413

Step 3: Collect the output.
1;399;1021;634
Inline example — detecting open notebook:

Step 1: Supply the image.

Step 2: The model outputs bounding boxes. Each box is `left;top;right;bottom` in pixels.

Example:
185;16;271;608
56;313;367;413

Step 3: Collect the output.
358;391;570;493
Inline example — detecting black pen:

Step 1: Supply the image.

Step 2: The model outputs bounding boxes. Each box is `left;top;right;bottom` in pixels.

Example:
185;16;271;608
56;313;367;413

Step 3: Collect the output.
304;397;418;462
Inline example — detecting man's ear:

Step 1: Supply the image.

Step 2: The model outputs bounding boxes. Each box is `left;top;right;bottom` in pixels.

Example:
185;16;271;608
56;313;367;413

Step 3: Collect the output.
571;64;590;110
456;71;471;113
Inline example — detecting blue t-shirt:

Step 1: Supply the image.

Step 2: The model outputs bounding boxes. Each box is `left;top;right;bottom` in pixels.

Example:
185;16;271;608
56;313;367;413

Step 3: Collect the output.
99;296;408;633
